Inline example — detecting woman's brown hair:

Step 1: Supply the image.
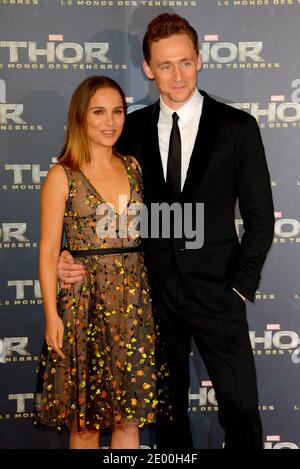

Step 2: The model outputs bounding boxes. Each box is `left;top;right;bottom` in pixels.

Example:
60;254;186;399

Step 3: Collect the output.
58;76;127;170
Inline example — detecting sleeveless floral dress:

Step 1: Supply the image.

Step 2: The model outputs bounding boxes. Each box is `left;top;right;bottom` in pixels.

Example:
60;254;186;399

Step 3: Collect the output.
34;155;171;433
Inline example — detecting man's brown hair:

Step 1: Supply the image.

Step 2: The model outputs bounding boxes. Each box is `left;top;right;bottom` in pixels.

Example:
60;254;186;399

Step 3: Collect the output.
143;13;199;64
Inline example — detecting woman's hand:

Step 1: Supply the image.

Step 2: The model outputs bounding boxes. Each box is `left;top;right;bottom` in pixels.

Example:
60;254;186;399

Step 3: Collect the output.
45;315;66;359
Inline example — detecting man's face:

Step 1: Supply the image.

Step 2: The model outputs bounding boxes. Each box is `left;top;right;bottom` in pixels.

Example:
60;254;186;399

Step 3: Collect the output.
143;33;202;110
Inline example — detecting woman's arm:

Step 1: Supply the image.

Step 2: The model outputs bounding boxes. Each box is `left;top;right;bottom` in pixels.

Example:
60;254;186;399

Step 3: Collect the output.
39;164;68;358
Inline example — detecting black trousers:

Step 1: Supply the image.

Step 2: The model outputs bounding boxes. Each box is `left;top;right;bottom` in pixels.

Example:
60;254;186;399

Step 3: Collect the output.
154;269;263;449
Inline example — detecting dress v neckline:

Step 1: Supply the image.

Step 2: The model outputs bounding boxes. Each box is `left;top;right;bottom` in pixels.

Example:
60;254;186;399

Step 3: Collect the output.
79;155;132;217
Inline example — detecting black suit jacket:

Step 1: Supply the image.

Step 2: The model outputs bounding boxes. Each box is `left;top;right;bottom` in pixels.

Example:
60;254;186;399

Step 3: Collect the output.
117;90;274;311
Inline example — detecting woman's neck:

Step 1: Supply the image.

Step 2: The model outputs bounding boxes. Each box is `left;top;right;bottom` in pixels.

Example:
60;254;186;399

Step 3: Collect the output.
84;146;117;171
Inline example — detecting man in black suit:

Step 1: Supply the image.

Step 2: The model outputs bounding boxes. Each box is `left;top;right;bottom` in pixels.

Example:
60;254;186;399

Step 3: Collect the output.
58;14;274;449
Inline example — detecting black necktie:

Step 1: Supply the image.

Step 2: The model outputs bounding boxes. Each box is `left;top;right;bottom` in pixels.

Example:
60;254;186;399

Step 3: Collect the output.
167;112;181;199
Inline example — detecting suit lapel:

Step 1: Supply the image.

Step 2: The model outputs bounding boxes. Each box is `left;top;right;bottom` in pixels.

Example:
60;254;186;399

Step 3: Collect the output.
143;92;217;202
143;101;169;199
180;91;217;201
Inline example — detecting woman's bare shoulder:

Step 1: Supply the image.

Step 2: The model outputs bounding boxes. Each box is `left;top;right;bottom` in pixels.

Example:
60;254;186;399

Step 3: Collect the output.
47;163;68;179
42;163;69;199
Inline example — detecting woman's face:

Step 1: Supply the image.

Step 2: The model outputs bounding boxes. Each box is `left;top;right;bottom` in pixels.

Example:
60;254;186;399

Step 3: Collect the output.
85;87;125;150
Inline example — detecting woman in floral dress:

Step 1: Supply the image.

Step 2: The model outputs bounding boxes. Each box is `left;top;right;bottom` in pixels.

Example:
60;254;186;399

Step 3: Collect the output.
34;76;170;449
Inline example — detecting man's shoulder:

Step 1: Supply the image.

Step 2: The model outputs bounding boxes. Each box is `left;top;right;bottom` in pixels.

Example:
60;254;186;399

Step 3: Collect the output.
201;89;254;125
127;102;157;122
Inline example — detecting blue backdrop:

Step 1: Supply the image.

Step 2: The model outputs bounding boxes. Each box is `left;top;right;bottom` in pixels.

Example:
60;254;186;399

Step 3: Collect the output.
0;0;300;449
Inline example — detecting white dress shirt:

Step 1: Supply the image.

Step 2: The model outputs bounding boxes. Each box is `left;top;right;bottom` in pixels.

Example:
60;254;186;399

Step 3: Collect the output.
158;88;203;191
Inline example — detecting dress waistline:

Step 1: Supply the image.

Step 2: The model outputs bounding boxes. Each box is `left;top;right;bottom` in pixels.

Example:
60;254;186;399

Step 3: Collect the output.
69;245;143;257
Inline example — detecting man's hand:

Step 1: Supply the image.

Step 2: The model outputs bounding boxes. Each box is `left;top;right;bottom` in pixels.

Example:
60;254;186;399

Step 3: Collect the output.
57;250;86;288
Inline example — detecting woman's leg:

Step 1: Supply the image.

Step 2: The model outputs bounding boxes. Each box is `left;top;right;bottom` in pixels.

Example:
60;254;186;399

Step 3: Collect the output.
110;424;140;449
70;430;100;449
